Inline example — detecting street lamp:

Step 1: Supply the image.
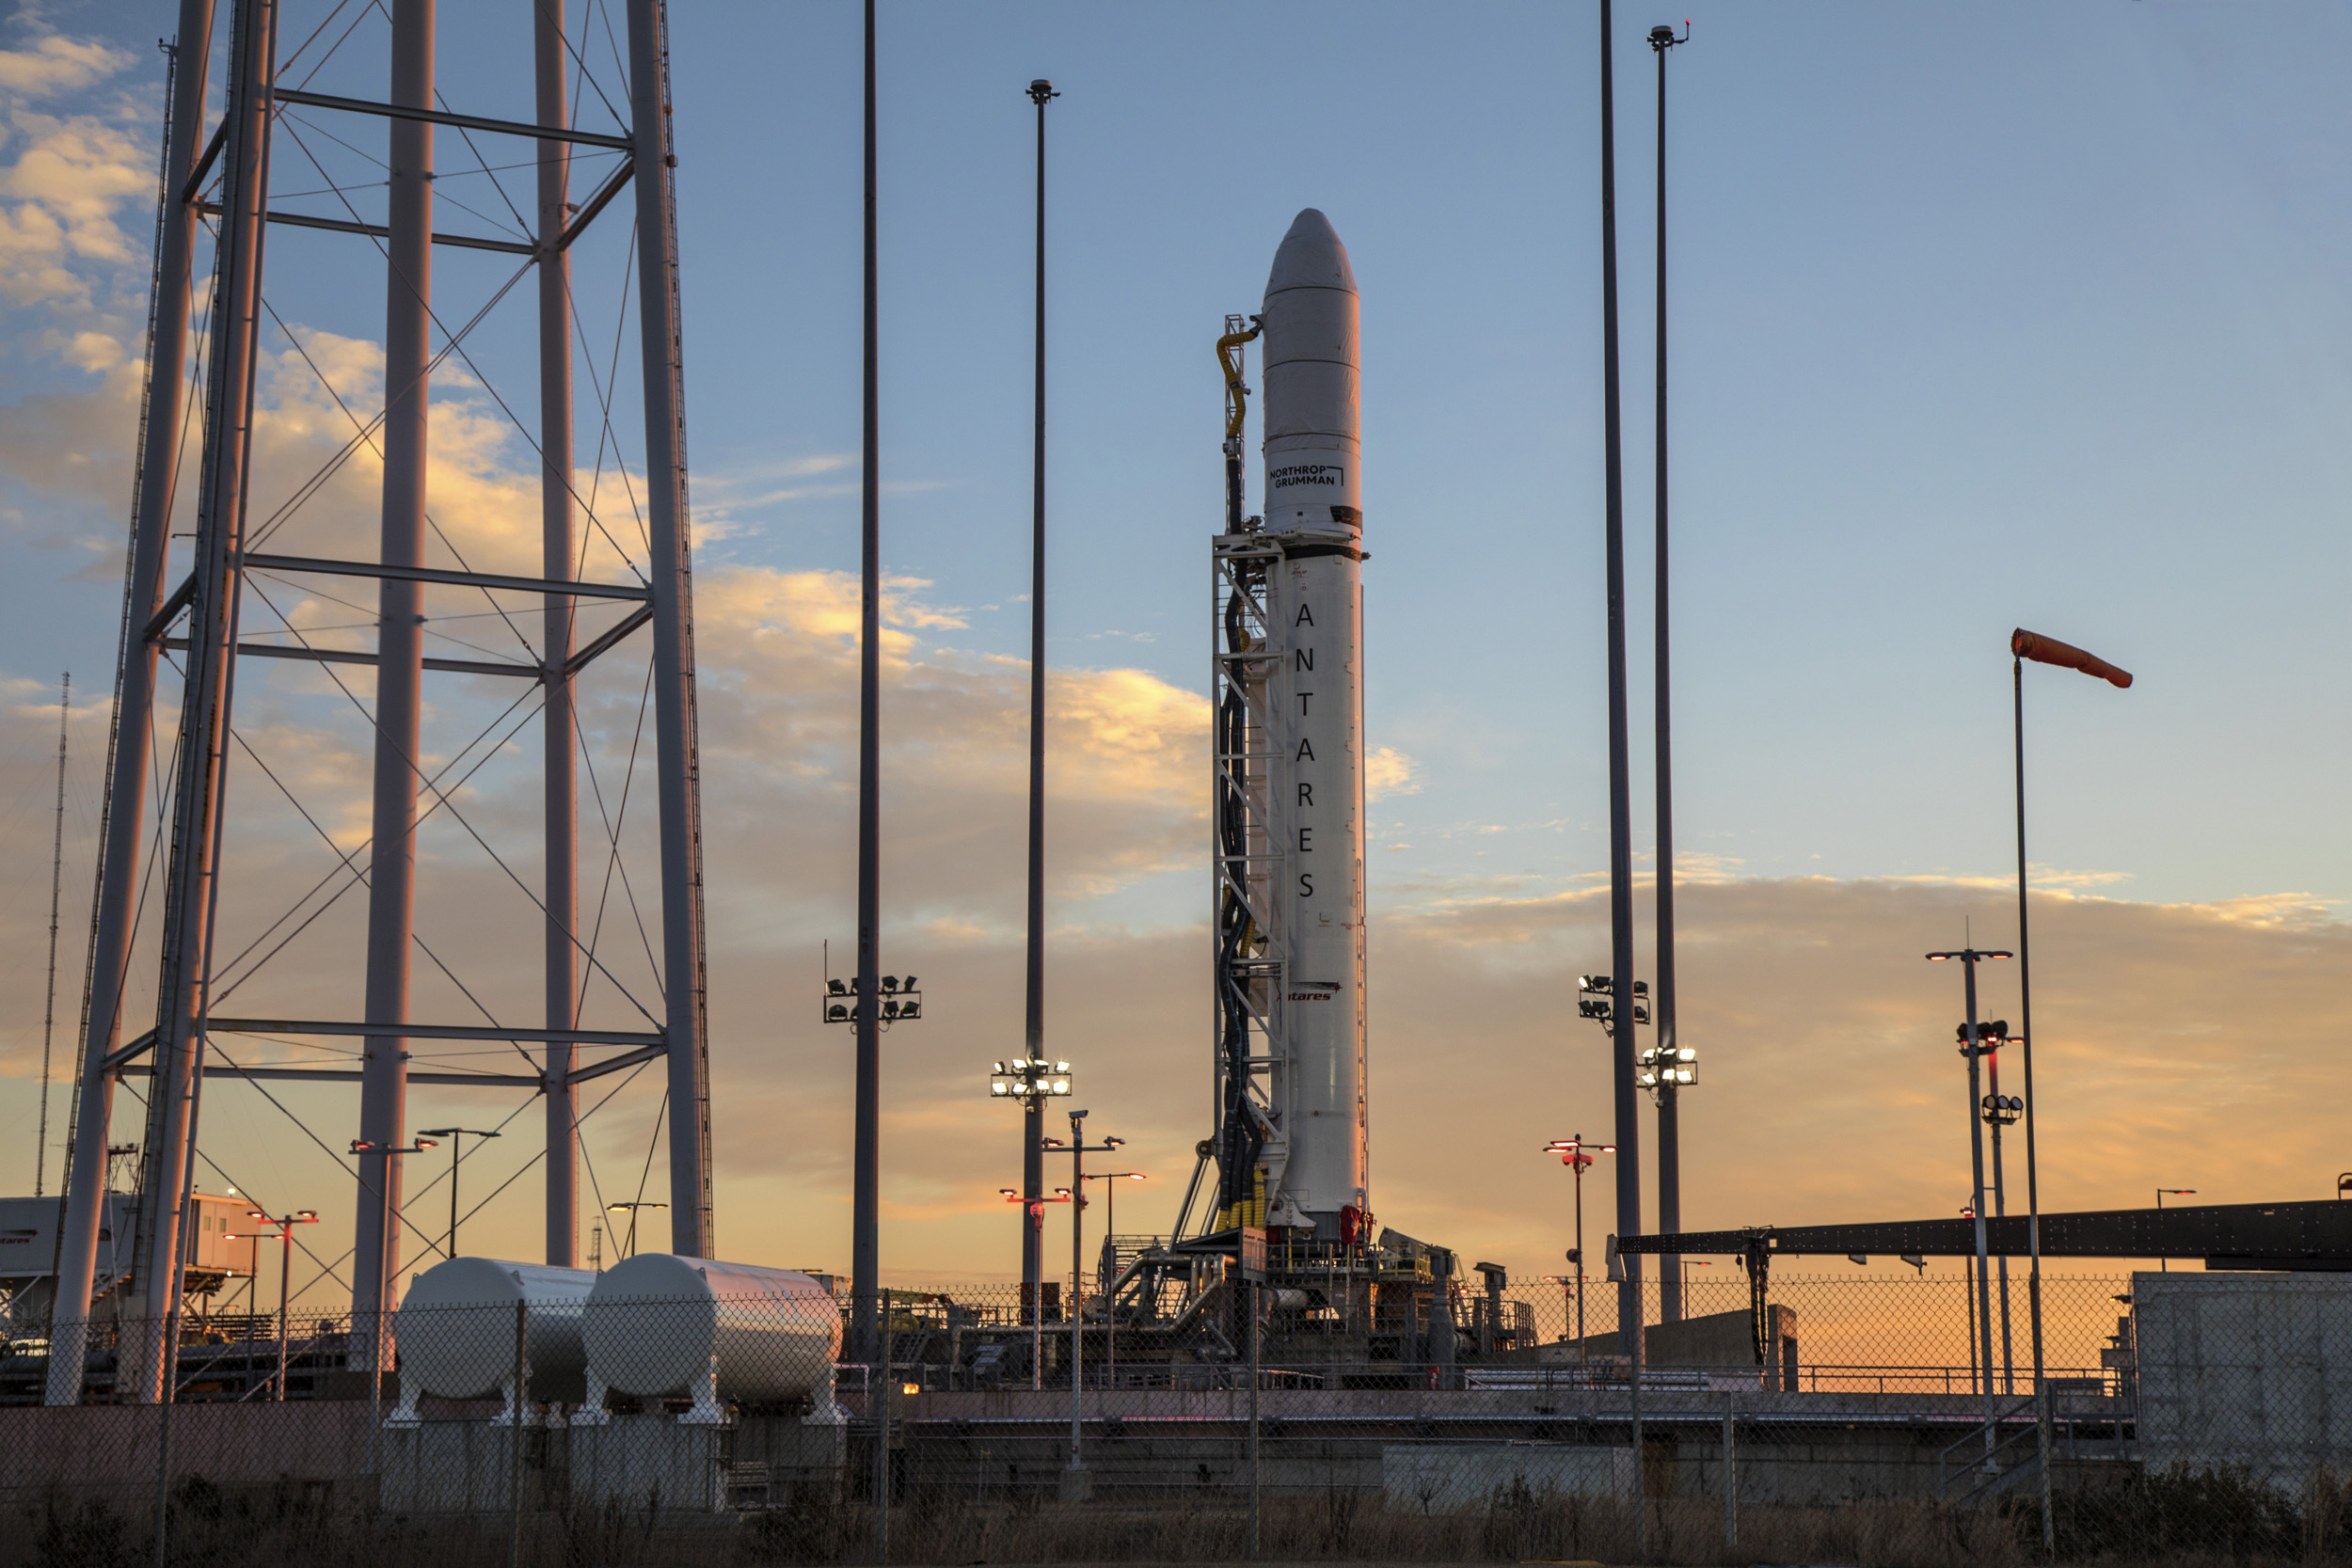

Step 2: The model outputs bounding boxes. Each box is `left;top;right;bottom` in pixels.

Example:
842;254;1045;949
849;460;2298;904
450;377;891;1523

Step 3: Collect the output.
606;1200;667;1259
1003;1185;1069;1390
1049;1110;1123;1497
2153;1189;2196;1274
1540;1275;1578;1341
1926;945;2010;1462
1958;1022;2024;1395
350;1137;435;1438
1081;1171;1145;1389
237;1208;317;1401
1543;1136;1616;1361
416;1127;501;1261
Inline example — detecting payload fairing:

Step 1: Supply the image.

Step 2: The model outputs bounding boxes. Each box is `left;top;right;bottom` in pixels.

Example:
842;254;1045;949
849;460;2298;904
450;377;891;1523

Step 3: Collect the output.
1211;210;1369;1244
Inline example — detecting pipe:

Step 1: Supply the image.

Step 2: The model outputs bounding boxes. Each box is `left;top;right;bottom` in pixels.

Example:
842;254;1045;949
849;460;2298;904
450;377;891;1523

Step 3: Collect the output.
535;0;580;1271
47;0;219;1407
625;0;714;1259
354;0;435;1356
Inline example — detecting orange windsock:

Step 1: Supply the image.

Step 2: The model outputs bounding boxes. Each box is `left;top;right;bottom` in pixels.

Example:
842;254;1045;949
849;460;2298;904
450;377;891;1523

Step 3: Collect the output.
2010;628;2132;689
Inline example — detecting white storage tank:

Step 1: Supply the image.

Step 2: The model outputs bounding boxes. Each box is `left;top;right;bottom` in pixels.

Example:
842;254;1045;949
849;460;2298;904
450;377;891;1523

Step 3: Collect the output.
581;1254;840;1418
393;1257;595;1418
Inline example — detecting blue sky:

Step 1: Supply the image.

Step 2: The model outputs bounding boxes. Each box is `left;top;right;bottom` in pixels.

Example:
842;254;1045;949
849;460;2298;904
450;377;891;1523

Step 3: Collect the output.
1;1;2349;1293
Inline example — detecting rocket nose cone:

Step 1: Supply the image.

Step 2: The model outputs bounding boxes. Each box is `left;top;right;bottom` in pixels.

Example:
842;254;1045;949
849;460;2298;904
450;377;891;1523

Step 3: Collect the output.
1265;208;1357;300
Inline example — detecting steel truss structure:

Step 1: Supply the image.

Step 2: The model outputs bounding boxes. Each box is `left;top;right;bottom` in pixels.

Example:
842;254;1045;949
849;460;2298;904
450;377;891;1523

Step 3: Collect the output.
46;0;711;1405
1208;532;1285;1229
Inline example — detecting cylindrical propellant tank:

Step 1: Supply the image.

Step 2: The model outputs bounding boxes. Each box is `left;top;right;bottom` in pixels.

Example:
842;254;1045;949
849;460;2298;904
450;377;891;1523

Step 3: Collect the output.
581;1254;840;1404
1262;208;1370;1242
396;1256;595;1402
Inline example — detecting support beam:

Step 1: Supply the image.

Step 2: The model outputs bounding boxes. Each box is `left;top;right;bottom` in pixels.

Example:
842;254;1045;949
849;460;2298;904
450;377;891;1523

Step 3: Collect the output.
50;0;221;1407
241;551;648;600
195;201;533;254
565;1041;666;1085
354;0;433;1358
208;1018;660;1045
1616;1198;2352;1270
162;637;538;678
538;0;581;1272
271;86;633;150
557;158;633;252
127;0;278;1404
120;1063;544;1088
563;603;652;677
628;0;713;1259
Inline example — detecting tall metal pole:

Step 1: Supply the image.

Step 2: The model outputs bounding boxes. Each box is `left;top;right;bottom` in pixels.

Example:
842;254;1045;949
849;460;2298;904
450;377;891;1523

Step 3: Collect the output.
1649;18;1684;1327
35;672;69;1196
627;0;714;1260
1597;0;1644;1358
1987;1049;2014;1393
130;0;277;1404
2014;656;2055;1548
275;1223;291;1401
1021;74;1056;1331
1068;1113;1085;1481
354;0;435;1349
850;0;883;1366
1574;1156;1586;1358
1961;955;1997;1463
48;0;219;1407
536;0;580;1271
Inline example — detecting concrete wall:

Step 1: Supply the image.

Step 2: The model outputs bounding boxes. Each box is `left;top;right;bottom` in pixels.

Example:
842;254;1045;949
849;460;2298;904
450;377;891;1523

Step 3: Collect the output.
1382;1443;1633;1512
2134;1270;2352;1489
1541;1306;1799;1386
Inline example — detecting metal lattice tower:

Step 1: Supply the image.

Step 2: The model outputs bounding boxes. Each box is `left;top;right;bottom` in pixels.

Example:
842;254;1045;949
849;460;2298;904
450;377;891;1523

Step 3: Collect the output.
46;0;711;1405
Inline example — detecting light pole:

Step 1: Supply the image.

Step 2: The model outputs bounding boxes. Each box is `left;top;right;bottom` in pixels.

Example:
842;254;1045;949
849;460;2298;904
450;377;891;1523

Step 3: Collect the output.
1541;1275;1578;1343
606;1200;666;1259
1045;1110;1122;1497
1593;0;1645;1371
991;1054;1072;1374
238;1208;317;1401
1002;1185;1069;1390
1646;12;1690;1327
2153;1189;2195;1274
1021;71;1058;1354
1926;945;2010;1464
1544;1136;1616;1361
1082;1171;1144;1389
1962;1025;2025;1394
350;1137;435;1457
2010;626;2132;1549
417;1127;500;1260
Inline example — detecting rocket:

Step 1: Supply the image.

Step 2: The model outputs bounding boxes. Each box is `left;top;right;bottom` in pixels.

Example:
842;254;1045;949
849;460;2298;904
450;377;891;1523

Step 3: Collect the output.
1229;209;1369;1243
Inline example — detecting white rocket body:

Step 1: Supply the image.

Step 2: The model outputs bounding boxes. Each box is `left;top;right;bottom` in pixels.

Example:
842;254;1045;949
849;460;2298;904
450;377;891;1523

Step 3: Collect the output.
1261;210;1368;1240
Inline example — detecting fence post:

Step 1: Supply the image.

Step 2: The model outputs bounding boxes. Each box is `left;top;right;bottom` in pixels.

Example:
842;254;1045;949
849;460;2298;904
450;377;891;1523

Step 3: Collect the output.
1629;1281;1644;1561
1247;1275;1261;1560
1722;1388;1737;1550
509;1296;527;1568
877;1287;891;1565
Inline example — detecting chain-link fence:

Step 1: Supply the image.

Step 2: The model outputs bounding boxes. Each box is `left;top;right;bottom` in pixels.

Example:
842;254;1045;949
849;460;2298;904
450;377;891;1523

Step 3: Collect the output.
3;1268;2349;1564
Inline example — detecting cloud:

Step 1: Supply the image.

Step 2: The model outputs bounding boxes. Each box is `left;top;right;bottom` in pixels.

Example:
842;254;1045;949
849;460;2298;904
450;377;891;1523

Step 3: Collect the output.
0;36;133;98
0;106;151;307
1365;744;1419;800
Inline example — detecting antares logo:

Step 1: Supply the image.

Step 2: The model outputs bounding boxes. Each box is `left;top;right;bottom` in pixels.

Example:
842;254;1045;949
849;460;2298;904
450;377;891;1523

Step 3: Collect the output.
1271;464;1343;491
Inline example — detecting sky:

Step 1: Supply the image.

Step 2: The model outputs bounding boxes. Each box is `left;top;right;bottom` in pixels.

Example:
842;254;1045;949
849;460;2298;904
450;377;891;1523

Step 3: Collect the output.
0;0;2348;1314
